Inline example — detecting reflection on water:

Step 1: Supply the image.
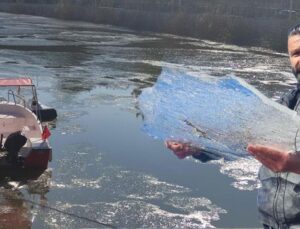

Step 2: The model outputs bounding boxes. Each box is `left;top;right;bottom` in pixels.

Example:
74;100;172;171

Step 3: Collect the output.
0;12;296;228
0;187;32;229
0;168;52;229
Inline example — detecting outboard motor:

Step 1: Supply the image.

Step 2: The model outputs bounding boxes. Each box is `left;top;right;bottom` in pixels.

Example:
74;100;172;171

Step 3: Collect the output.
4;131;27;165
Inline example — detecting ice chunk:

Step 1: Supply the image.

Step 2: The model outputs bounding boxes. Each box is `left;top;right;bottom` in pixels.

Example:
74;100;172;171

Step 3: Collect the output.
138;69;300;159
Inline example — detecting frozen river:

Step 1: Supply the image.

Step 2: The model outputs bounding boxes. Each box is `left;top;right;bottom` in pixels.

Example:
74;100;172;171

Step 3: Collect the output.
0;12;296;228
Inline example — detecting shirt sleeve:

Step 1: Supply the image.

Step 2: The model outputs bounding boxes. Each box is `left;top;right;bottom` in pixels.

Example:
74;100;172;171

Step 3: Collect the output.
278;88;298;109
192;152;220;163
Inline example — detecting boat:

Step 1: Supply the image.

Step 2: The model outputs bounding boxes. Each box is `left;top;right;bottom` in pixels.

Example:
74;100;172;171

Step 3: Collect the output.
0;78;57;122
0;90;52;170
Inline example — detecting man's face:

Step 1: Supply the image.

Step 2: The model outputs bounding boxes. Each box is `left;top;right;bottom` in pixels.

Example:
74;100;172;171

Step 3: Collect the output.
288;35;300;80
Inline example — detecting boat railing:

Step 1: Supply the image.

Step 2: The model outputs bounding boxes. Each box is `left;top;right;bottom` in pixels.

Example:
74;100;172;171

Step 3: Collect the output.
7;89;26;107
7;89;42;121
31;85;42;120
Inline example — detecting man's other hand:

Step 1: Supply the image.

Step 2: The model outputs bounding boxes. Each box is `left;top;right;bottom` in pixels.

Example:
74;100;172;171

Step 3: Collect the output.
247;144;300;173
165;140;200;159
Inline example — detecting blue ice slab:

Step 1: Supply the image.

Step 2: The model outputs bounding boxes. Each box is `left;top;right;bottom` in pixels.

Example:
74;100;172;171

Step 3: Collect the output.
138;69;300;160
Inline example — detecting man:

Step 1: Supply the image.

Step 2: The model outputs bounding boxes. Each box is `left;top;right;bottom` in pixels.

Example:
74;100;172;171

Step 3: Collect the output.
167;24;300;229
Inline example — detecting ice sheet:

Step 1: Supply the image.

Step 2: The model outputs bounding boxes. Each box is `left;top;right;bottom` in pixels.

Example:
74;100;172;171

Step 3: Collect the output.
138;69;300;159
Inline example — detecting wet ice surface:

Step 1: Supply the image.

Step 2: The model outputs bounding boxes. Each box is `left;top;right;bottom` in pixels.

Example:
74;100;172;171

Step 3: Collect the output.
0;12;296;228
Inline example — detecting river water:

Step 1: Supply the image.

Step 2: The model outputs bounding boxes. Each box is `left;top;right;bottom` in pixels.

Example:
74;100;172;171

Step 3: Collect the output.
0;12;296;228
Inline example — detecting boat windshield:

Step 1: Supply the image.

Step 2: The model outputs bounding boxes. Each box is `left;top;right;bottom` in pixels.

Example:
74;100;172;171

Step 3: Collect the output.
0;78;37;105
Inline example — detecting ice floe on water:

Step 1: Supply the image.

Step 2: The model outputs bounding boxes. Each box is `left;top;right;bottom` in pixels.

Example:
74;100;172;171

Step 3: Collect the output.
217;158;261;191
43;144;228;228
45;170;227;228
45;199;225;228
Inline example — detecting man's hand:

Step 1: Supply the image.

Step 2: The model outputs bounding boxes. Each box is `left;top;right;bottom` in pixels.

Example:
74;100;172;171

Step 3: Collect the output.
165;140;200;159
247;144;300;174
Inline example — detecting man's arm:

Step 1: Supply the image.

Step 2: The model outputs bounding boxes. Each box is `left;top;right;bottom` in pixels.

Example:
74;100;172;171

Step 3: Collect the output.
247;144;300;174
278;88;299;109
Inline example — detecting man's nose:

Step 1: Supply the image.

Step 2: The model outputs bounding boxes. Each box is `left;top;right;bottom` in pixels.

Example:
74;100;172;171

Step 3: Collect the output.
297;59;300;67
293;57;300;71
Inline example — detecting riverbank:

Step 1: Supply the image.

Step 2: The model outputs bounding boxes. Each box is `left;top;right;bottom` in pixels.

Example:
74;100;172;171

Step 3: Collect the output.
0;0;298;51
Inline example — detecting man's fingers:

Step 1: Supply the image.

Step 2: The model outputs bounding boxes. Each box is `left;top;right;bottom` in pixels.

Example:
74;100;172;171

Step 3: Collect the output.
247;144;284;155
248;144;290;172
247;144;288;162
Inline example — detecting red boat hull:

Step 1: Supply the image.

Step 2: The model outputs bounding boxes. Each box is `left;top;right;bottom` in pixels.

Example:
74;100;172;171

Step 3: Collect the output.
24;148;52;169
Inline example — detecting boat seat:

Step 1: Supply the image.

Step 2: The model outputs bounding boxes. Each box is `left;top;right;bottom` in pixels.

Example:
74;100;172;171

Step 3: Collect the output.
0;115;25;125
0;115;26;138
0;114;19;119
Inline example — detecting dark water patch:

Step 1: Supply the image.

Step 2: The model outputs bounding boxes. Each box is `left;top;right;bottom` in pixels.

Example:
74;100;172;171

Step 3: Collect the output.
0;44;86;52
58;76;95;93
44;36;78;43
129;77;157;84
97;81;109;87
4;61;19;64
101;61;162;78
63;24;135;34
40;52;92;69
103;76;115;80
44;65;70;69
14;34;36;39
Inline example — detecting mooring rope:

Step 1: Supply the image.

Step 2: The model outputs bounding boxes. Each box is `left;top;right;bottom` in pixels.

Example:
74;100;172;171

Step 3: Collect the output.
6;196;117;228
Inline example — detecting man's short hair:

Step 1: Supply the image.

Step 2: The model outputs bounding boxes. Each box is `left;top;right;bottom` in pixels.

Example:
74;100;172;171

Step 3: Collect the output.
288;23;300;37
